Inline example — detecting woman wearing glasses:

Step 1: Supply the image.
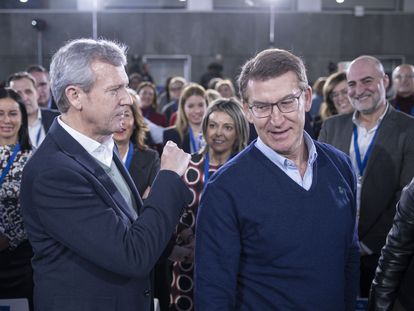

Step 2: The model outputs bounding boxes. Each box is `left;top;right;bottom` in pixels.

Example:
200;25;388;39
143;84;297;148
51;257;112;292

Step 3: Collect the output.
321;71;354;118
314;71;354;138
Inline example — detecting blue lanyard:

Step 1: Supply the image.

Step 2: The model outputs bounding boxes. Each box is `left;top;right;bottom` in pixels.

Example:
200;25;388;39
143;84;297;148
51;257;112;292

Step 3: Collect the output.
396;105;414;116
203;153;210;187
188;127;199;153
353;125;380;177
124;142;134;170
0;143;20;185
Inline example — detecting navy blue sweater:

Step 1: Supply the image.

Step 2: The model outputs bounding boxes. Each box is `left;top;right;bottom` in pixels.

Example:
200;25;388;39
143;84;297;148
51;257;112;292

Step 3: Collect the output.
195;141;359;311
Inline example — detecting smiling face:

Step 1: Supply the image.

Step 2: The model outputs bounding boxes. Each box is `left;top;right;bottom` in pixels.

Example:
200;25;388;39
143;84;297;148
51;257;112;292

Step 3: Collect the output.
347;58;388;115
0;98;22;145
113;105;134;145
243;71;311;161
206;110;237;158
331;80;353;114
184;95;206;127
138;85;155;109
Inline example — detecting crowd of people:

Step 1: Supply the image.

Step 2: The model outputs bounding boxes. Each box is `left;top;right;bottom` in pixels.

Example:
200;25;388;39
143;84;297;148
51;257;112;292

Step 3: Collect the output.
0;38;414;311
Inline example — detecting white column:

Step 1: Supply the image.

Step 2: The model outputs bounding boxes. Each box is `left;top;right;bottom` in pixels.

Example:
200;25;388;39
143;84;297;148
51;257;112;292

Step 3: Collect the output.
187;0;213;11
297;0;322;12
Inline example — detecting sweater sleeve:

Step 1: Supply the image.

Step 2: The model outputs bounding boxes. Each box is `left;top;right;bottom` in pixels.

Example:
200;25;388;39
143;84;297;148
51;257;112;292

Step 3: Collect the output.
194;181;241;311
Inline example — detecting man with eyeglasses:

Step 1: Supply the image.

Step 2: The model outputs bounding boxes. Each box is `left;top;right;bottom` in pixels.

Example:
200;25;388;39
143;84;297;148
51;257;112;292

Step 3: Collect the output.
195;48;359;311
390;64;414;116
319;56;414;300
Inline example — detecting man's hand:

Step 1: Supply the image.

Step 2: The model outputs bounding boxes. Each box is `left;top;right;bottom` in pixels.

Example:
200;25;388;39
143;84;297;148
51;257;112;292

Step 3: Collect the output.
168;245;194;263
160;141;191;177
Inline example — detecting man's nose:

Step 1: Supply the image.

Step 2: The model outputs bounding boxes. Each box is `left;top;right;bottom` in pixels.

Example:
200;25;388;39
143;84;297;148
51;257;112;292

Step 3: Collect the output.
269;104;284;124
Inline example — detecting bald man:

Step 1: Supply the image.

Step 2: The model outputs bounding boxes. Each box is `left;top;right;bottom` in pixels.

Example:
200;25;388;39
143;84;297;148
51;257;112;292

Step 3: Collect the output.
319;55;414;297
391;64;414;116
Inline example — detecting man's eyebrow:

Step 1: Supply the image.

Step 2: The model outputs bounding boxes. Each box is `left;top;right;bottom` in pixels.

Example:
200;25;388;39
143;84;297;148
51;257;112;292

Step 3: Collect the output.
250;93;297;105
104;83;125;91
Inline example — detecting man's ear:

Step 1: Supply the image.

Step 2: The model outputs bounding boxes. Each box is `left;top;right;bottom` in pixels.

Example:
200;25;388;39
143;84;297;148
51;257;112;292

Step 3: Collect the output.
303;86;312;113
65;85;83;110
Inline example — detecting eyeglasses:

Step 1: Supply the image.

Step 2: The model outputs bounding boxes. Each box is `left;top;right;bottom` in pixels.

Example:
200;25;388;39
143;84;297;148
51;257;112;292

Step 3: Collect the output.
249;90;303;118
329;88;348;101
394;74;414;81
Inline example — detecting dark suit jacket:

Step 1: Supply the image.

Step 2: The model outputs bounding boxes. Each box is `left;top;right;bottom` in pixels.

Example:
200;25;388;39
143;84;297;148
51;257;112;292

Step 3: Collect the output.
319;106;414;254
20;120;191;311
163;127;191;154
128;146;160;197
40;108;60;133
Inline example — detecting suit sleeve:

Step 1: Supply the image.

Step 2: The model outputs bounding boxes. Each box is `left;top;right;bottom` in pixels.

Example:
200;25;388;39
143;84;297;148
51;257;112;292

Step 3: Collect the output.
30;167;191;278
194;182;240;311
148;151;160;186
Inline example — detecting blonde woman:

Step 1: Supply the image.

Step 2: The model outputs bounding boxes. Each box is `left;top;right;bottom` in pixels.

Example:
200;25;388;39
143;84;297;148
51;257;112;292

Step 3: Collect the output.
163;84;207;153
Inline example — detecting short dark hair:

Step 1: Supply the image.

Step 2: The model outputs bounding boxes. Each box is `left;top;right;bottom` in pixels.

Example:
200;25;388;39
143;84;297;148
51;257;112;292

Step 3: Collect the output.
7;71;37;88
0;87;32;151
26;64;47;74
238;48;308;103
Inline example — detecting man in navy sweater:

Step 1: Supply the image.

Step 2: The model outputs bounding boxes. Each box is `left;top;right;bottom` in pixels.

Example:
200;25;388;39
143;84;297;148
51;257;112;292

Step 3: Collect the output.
194;48;359;310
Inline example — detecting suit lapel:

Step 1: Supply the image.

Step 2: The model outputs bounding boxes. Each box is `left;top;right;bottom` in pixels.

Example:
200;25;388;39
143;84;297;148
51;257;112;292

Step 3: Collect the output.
49;120;138;222
337;115;354;154
112;151;143;214
362;106;395;183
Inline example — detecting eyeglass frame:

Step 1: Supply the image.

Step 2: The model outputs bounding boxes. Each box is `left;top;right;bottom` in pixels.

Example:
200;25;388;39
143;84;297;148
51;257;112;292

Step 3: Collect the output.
248;89;305;118
329;88;349;101
394;73;414;81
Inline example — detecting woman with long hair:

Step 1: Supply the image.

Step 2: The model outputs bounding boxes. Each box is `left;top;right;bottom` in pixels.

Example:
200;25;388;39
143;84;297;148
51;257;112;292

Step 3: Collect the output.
113;89;160;198
168;98;249;311
0;87;33;310
163;83;207;154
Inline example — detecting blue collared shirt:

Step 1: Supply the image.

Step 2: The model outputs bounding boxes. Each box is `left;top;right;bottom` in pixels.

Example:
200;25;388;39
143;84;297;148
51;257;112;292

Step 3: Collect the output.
255;132;318;190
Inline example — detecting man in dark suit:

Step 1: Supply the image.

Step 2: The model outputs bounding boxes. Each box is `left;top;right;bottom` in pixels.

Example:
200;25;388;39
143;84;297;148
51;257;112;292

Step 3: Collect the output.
8;72;59;148
20;38;192;311
26;64;58;110
319;55;414;297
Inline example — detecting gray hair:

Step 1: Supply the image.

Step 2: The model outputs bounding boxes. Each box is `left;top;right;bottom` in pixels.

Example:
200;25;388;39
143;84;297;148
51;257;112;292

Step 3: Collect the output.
238;48;308;103
50;38;127;113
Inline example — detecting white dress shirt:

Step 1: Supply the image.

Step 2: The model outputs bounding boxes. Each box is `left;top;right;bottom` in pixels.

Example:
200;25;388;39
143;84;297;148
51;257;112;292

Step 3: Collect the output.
255;132;318;190
57;116;114;167
29;109;46;148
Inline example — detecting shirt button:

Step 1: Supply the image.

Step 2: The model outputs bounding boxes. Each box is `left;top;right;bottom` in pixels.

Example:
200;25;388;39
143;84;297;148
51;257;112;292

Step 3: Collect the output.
143;289;151;297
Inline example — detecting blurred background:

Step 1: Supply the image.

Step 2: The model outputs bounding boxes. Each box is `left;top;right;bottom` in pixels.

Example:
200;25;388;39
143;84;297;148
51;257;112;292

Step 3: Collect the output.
0;0;413;87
